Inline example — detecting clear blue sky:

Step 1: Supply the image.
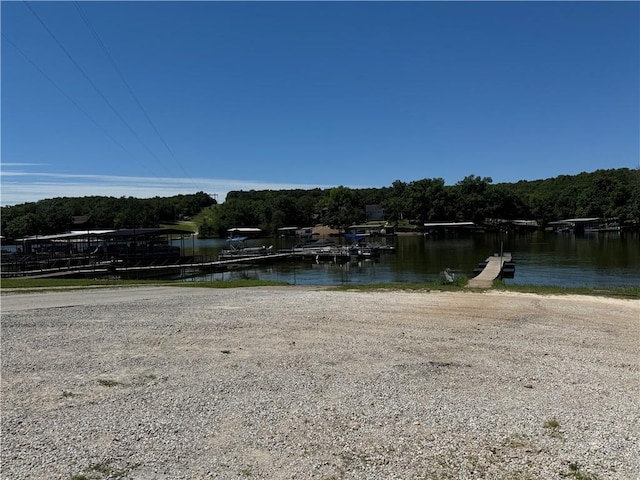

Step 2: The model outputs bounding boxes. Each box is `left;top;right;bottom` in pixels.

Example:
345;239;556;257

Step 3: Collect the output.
2;1;638;206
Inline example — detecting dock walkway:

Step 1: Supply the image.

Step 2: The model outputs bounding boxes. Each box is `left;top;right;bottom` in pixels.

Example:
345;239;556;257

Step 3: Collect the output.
4;253;292;279
467;253;512;288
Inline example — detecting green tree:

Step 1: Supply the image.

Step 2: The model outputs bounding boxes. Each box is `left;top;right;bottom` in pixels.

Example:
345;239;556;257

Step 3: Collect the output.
5;212;42;238
318;186;364;230
383;180;409;222
407;178;448;223
451;175;493;222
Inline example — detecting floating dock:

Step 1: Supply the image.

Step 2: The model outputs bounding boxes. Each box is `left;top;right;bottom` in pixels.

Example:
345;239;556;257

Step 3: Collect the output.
467;253;513;288
4;253;293;279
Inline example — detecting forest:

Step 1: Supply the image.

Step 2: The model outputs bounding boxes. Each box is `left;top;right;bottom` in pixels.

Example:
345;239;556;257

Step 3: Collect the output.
1;168;638;240
0;191;216;239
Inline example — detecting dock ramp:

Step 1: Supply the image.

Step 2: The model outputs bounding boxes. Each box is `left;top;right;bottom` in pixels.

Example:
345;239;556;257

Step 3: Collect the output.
467;253;512;288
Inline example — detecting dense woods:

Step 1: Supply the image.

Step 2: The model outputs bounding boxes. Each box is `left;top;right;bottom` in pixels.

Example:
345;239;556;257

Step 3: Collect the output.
0;191;216;239
1;168;638;239
200;168;639;237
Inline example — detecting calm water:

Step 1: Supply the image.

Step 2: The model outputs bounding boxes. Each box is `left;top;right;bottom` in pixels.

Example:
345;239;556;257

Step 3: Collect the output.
178;231;640;288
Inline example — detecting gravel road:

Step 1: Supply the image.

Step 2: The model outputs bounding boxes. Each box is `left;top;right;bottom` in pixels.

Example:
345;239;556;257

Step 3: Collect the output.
1;286;638;480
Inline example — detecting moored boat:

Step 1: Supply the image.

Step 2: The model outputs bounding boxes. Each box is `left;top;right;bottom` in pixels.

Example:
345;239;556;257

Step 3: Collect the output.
218;237;274;260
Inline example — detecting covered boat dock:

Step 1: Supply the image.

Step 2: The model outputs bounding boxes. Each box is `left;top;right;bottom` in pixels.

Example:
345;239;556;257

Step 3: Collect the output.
2;228;194;278
424;222;477;235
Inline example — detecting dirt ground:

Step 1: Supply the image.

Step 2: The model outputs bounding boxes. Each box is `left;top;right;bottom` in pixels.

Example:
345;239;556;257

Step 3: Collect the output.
1;286;638;479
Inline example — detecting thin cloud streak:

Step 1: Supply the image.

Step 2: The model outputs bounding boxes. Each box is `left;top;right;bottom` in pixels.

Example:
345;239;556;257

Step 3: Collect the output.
1;163;47;167
0;171;334;206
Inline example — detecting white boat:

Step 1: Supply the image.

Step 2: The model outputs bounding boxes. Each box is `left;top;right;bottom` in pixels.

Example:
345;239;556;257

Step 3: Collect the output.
218;237;274;260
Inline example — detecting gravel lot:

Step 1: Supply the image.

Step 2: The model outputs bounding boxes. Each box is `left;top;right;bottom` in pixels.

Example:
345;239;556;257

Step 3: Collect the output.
1;286;638;480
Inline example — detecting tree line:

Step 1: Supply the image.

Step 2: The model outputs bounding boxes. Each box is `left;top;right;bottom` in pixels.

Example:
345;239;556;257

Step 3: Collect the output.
1;191;216;239
1;168;638;240
199;168;639;237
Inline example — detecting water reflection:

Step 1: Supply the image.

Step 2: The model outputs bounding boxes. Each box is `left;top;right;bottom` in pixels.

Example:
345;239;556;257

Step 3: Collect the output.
179;231;639;288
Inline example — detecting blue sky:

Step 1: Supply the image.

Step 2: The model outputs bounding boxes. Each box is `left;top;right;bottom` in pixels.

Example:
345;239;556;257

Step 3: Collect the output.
2;1;638;206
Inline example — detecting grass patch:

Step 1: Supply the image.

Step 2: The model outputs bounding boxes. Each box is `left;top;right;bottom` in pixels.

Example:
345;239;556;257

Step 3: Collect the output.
239;466;253;477
1;277;288;291
332;281;639;299
331;280;468;292
0;278;172;290
544;418;560;429
503;434;536;450
159;220;197;233
561;463;600;480
89;462;113;475
178;279;290;288
97;379;122;387
70;459;142;480
492;280;639;299
2;277;636;299
543;417;563;439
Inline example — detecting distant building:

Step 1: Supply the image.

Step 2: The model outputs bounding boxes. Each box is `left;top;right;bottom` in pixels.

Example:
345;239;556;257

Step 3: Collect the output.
366;205;384;222
72;215;91;228
276;227;299;237
347;222;394;236
227;227;263;238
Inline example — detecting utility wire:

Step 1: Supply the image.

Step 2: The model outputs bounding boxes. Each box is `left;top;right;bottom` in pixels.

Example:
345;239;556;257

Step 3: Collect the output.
23;1;173;174
73;1;195;182
2;33;130;154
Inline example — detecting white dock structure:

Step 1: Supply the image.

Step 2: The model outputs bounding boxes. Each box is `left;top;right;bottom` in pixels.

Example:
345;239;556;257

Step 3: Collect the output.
467;253;512;288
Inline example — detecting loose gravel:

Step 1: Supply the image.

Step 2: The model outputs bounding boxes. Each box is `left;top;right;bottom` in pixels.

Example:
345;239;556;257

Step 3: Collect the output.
1;286;638;480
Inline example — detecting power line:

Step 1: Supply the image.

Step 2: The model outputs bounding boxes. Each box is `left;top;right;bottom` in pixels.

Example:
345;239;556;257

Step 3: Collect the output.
2;33;130;154
23;1;173;174
73;1;195;182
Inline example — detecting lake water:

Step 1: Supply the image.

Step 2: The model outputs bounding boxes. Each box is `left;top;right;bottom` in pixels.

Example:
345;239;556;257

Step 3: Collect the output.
178;231;640;288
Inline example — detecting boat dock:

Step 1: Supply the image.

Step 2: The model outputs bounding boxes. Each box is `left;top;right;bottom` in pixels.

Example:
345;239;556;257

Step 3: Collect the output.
2;245;383;279
5;253;293;279
467;253;513;288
